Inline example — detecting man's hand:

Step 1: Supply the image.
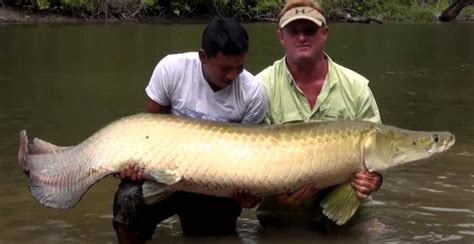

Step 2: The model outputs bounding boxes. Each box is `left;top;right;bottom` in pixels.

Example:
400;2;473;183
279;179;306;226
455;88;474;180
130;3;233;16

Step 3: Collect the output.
274;184;319;205
233;189;262;209
114;163;145;182
351;171;383;199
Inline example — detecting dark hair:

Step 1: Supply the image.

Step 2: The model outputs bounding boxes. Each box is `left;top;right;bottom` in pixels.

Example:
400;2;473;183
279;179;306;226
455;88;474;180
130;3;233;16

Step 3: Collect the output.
201;17;249;58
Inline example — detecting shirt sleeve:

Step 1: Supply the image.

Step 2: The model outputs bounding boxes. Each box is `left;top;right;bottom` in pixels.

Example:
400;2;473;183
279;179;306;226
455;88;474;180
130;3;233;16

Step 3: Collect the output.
255;67;275;125
241;78;268;125
145;56;173;106
356;85;382;124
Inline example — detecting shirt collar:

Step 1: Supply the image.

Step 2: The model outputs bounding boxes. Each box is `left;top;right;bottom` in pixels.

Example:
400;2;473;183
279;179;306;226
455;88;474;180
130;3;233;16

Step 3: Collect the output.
283;53;336;88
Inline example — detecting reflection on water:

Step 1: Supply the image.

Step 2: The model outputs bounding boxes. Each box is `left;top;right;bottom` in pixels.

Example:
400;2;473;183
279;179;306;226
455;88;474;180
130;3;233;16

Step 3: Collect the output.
374;159;474;243
0;23;473;243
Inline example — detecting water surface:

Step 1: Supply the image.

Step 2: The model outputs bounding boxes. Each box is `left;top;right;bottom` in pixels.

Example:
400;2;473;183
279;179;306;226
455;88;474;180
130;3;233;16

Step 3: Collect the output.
0;22;473;243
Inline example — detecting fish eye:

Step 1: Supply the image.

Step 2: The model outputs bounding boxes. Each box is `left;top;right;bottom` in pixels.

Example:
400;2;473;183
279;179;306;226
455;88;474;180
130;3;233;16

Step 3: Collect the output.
432;134;439;143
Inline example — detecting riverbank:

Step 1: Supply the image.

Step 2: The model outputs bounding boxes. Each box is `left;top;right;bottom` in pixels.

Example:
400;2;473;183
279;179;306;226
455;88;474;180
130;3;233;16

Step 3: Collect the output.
0;6;199;24
1;4;473;24
0;6;81;23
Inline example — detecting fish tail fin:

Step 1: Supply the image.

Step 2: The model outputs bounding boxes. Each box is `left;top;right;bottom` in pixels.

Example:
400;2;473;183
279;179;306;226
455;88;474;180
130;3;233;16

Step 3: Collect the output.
27;151;108;209
19;132;109;209
320;183;361;225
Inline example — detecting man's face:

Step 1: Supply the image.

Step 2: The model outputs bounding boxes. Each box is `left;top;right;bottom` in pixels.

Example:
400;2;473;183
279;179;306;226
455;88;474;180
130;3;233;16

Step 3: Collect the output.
278;19;328;63
199;50;246;90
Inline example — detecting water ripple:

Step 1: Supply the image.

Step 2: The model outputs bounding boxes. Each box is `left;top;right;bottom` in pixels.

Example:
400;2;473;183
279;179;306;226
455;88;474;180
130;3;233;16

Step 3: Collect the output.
412;211;435;217
413;233;464;242
458;231;474;236
457;223;474;228
433;182;458;188
418;187;444;193
419;206;474;214
458;151;473;157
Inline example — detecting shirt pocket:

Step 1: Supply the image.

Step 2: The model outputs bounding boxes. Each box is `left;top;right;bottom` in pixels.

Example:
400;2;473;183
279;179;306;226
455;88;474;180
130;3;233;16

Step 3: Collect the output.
319;104;349;121
278;111;306;124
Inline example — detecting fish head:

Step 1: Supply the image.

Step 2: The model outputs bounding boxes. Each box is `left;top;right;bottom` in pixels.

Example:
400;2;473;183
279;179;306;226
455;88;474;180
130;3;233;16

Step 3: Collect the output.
363;125;455;172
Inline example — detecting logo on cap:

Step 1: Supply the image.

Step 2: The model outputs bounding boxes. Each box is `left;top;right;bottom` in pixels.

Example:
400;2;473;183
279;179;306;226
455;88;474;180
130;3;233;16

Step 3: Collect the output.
295;8;305;14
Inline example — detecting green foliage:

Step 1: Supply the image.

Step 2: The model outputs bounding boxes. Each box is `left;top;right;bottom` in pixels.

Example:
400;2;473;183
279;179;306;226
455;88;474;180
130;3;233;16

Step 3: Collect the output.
321;0;463;22
6;0;472;21
142;0;163;14
210;0;246;17
248;0;283;18
11;0;37;10
35;0;50;10
170;0;192;17
59;0;98;14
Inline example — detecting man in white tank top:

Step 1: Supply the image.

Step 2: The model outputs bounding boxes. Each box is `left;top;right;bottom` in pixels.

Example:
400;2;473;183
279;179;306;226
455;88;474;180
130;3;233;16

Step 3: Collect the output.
112;18;267;243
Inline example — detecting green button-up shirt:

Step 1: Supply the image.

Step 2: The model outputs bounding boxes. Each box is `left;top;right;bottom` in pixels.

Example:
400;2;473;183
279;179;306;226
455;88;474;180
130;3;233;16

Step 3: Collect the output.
257;54;381;125
255;54;381;229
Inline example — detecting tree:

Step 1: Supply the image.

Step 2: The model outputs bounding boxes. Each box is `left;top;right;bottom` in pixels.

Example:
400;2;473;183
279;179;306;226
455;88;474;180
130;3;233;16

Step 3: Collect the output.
439;0;473;22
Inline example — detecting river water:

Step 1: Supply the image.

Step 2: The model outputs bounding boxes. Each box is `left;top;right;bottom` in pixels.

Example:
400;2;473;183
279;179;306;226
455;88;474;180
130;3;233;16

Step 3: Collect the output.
0;22;473;243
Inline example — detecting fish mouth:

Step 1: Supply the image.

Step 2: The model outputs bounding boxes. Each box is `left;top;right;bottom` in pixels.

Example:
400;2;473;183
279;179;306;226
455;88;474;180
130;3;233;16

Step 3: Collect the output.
447;134;455;148
428;133;455;154
439;133;456;152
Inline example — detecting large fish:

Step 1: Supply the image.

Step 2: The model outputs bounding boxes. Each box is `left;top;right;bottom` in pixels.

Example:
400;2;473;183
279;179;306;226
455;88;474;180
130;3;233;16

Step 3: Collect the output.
18;113;455;225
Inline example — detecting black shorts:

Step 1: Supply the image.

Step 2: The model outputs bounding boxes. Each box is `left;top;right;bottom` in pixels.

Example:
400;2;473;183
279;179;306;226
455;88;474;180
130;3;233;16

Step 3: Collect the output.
113;181;242;240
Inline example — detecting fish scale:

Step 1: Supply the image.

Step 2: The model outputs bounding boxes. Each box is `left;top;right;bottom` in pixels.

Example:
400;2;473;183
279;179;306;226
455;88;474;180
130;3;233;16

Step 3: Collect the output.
18;113;454;224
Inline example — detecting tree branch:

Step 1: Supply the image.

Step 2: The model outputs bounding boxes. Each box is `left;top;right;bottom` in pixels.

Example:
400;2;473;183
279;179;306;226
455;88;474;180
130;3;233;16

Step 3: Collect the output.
439;0;473;22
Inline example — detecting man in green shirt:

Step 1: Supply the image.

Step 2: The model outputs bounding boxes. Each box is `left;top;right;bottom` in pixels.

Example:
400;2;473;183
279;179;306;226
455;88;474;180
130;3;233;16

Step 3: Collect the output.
256;0;383;233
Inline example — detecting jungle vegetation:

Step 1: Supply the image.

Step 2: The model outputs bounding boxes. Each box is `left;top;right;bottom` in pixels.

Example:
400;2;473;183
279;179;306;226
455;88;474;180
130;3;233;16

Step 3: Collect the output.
2;0;473;22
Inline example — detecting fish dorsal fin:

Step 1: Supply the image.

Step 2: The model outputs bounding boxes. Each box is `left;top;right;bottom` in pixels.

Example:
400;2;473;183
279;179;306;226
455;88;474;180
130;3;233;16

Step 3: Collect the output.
363;128;391;172
147;168;181;185
30;138;71;154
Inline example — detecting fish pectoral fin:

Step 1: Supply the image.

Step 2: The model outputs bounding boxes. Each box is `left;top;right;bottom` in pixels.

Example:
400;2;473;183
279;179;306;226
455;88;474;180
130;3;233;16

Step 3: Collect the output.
143;169;181;205
363;129;391;172
141;181;175;205
147;168;181;186
320;183;361;226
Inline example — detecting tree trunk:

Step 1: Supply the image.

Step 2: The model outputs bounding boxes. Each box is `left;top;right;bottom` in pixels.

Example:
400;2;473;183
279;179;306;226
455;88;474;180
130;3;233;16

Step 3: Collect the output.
439;0;473;22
